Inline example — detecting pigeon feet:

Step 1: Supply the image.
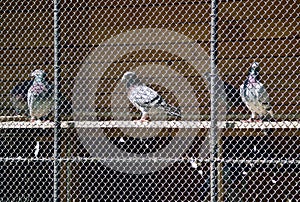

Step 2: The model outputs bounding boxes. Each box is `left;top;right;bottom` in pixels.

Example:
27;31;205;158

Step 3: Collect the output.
134;118;149;122
134;115;150;122
31;119;42;123
134;116;150;122
30;117;50;123
139;118;149;122
242;118;262;123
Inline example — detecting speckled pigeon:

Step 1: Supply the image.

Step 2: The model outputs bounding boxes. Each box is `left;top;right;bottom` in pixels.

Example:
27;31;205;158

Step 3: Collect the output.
27;69;54;121
240;62;273;121
10;80;33;116
121;71;181;121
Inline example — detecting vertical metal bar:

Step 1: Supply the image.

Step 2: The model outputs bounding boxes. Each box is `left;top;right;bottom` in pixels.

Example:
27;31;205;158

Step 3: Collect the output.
53;0;61;201
210;0;219;201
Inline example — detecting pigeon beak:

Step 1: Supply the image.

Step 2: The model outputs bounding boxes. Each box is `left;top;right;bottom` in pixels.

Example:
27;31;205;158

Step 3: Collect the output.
252;67;260;74
121;76;126;83
121;72;137;84
251;62;260;72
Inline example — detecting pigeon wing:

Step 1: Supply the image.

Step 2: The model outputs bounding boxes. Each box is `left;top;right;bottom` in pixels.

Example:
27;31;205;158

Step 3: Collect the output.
128;85;160;108
127;83;181;118
240;83;248;103
257;83;270;104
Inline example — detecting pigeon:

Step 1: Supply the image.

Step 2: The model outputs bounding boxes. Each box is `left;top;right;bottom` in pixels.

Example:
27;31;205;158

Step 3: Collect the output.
240;62;273;121
121;71;181;121
27;69;54;121
10;80;33;116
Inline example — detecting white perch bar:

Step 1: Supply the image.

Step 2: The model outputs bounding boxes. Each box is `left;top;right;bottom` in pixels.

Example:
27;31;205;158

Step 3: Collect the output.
0;121;299;129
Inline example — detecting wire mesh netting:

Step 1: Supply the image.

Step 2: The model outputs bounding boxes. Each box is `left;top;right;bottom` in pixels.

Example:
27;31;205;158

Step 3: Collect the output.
1;0;299;201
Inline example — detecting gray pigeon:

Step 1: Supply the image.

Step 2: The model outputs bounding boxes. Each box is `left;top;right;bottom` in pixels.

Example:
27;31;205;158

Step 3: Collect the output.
240;62;273;121
27;70;53;121
121;71;181;121
10;80;33;116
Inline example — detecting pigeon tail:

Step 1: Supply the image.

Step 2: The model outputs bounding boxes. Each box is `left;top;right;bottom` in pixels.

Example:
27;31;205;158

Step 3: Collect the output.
164;104;182;118
258;108;275;136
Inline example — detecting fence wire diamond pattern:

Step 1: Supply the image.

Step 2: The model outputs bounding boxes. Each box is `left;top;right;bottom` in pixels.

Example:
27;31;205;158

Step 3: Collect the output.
0;0;299;201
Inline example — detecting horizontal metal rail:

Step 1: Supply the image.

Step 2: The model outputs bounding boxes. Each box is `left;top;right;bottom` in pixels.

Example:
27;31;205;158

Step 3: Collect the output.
0;121;299;129
1;157;299;165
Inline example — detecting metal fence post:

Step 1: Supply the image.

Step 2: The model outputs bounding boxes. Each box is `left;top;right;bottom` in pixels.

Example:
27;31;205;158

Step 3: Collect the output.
210;0;219;201
53;0;61;201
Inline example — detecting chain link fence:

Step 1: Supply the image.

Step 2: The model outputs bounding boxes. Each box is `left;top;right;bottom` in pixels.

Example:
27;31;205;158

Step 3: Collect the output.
1;0;299;201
